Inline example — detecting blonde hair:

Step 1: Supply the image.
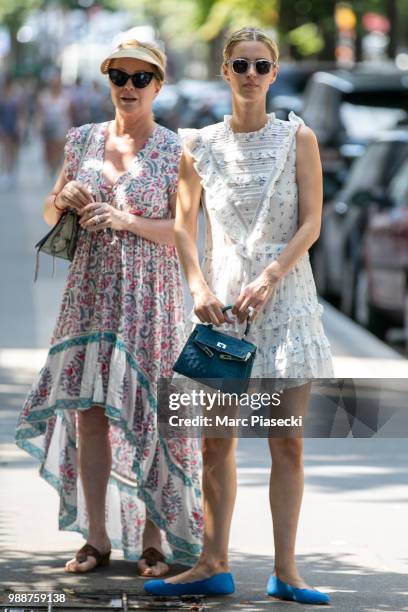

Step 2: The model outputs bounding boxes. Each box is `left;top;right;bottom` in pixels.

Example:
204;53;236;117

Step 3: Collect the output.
223;27;279;65
116;39;167;83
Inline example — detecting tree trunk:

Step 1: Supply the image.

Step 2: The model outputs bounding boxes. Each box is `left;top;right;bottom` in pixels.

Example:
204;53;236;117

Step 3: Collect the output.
207;31;225;80
4;14;20;74
387;0;398;58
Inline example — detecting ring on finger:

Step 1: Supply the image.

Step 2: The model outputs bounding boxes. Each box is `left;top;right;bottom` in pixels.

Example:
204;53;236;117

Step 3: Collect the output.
94;215;101;225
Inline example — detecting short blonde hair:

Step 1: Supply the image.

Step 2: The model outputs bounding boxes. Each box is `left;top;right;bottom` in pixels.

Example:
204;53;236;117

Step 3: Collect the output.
223;27;279;65
113;39;167;83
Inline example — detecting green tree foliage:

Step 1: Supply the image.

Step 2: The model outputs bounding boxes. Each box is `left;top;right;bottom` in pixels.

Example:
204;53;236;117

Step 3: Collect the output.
194;0;278;40
1;0;404;73
0;0;41;21
0;0;43;70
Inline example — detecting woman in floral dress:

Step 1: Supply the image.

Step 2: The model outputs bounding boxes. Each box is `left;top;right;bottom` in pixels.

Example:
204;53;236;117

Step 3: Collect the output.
16;40;202;576
145;28;333;603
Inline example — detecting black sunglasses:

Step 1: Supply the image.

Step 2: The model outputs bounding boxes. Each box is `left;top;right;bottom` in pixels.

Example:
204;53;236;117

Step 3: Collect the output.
108;68;155;89
225;58;276;75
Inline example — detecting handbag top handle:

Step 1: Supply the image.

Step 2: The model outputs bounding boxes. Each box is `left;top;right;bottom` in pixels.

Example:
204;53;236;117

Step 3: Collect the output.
206;304;251;338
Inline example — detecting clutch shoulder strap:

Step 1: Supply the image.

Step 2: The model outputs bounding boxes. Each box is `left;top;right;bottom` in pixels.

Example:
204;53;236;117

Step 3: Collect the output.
75;123;96;179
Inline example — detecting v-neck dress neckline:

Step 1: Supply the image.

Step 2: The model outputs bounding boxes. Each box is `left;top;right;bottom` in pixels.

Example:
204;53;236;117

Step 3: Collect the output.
99;121;161;191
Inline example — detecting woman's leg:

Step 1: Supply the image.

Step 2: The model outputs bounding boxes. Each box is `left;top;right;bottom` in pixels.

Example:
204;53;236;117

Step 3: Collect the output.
43;139;53;176
48;139;64;176
166;435;238;583
268;382;312;588
65;406;112;572
2;137;18;176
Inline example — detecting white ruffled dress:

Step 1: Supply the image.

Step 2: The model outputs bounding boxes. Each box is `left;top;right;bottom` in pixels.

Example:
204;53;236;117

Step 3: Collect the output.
179;112;334;385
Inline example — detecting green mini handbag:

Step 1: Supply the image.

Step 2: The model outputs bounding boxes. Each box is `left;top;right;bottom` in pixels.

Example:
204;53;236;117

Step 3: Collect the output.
34;125;95;280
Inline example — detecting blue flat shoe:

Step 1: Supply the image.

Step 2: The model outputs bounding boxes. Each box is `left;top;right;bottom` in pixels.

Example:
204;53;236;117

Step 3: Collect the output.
144;572;235;597
267;575;330;605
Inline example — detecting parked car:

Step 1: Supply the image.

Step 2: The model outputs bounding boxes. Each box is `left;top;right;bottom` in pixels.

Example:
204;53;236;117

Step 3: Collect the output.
153;83;180;132
177;79;231;129
313;128;408;336
268;61;336;117
292;68;408;200
359;155;408;338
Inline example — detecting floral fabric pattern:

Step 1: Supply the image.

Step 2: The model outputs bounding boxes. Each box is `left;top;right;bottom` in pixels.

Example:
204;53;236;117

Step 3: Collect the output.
16;121;203;564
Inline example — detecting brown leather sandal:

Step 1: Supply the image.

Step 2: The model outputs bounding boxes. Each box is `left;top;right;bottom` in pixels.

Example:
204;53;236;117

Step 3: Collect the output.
74;543;111;571
139;546;167;568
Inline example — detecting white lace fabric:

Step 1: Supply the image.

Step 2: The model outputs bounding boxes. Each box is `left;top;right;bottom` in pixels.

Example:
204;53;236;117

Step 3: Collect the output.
178;112;334;382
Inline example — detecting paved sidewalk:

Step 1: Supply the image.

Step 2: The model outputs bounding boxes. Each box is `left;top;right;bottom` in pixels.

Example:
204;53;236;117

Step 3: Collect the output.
1;360;408;610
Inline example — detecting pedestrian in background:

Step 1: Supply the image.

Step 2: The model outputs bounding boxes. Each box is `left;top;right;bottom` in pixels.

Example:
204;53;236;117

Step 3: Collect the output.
145;27;333;604
16;39;202;577
0;75;25;188
70;76;92;127
88;79;111;123
37;72;73;177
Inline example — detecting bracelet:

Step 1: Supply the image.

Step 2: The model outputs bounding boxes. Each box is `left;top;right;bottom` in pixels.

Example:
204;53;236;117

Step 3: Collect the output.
53;193;65;212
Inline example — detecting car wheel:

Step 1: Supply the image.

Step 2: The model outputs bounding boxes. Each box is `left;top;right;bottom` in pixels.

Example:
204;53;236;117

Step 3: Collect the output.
340;258;356;318
368;305;390;340
313;241;330;299
404;295;408;353
355;267;369;327
355;268;389;338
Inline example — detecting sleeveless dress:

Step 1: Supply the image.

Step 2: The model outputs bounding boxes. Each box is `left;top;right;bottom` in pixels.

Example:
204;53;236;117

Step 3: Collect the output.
179;112;334;385
15;122;203;564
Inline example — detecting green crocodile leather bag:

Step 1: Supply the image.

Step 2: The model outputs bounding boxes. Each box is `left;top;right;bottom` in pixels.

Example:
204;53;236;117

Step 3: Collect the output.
34;125;95;279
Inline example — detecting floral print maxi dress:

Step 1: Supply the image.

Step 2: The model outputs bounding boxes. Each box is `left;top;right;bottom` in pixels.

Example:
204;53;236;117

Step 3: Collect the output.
15;122;203;564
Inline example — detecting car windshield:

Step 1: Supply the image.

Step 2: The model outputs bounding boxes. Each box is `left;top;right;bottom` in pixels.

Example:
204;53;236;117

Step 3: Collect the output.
340;141;392;199
269;70;310;96
340;139;408;201
302;80;408;141
340;102;407;139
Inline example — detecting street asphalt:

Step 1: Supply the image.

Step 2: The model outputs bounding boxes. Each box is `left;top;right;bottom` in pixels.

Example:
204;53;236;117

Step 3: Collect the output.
0;136;407;611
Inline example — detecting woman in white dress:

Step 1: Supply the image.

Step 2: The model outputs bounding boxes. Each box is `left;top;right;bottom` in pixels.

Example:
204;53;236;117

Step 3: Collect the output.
145;28;333;604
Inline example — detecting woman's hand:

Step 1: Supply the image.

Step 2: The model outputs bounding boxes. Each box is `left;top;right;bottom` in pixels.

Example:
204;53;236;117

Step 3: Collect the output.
193;288;234;326
79;201;127;232
55;181;92;213
232;271;279;323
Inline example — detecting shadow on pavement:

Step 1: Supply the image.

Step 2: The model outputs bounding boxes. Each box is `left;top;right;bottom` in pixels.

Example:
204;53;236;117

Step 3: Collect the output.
0;550;407;611
236;438;408;497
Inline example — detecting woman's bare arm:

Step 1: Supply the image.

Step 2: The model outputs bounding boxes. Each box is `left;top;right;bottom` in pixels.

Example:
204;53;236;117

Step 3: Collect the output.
46;159;177;245
79;190;178;246
233;125;323;321
43;160;92;226
174;148;231;325
264;124;323;281
43;163;69;226
117;199;177;245
174;149;205;294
